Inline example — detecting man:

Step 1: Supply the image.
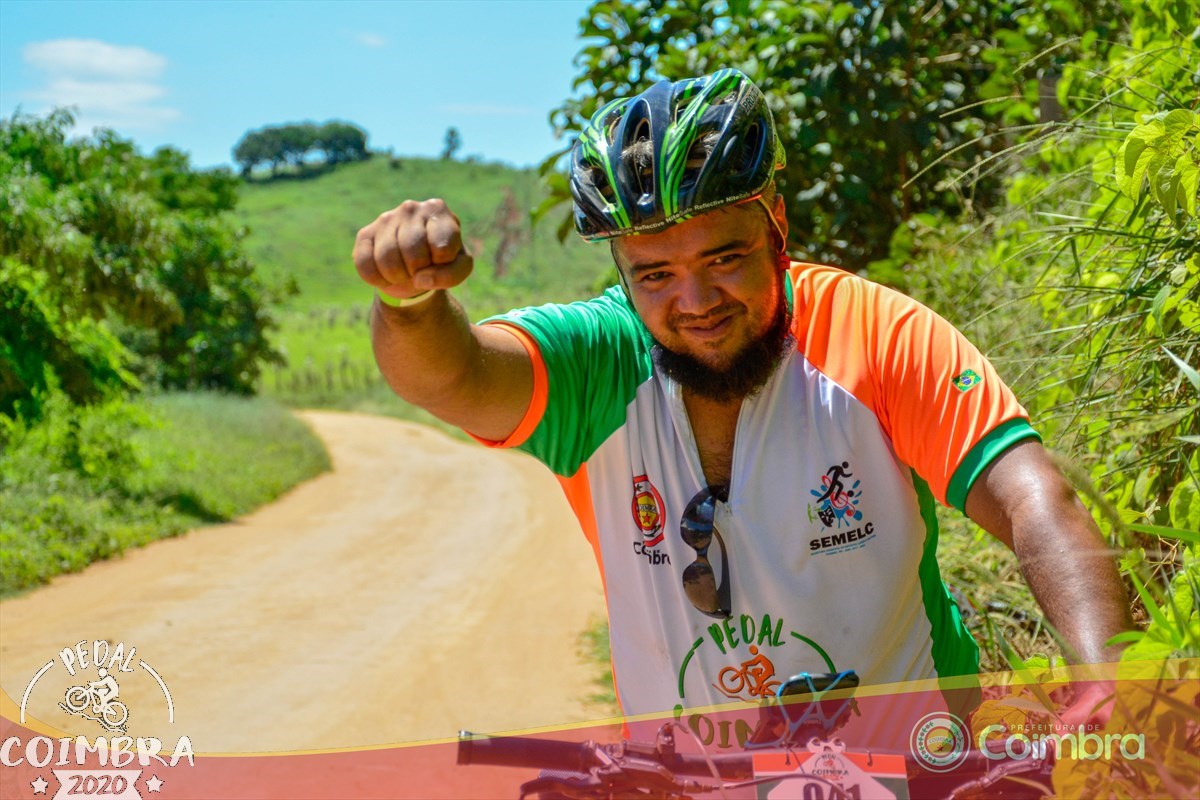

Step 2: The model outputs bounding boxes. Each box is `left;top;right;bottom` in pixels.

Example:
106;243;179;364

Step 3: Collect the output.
353;69;1130;722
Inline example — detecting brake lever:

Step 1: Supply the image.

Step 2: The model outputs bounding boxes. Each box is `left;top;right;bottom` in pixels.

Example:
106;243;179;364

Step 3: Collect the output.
945;754;1055;800
518;773;605;800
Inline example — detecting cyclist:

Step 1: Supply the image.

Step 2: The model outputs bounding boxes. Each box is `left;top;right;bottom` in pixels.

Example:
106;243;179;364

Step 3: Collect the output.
87;667;120;713
354;69;1130;727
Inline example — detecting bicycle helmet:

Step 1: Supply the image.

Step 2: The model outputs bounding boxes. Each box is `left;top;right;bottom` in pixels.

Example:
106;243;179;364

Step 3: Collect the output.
570;68;786;241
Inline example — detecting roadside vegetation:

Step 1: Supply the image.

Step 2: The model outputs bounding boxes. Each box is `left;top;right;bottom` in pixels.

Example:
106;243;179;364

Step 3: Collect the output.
0;107;612;591
0;111;329;594
0;392;328;596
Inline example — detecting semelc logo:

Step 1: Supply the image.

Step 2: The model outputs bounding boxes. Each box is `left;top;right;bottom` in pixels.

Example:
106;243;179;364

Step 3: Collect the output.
4;640;194;799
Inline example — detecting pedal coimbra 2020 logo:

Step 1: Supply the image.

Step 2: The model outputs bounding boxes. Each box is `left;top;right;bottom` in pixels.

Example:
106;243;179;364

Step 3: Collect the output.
4;639;194;799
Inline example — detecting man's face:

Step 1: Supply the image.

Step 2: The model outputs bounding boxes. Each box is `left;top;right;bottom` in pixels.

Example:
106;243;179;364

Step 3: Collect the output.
615;197;790;402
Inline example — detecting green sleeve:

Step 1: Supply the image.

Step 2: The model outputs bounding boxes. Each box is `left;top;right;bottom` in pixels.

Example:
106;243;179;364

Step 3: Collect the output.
483;286;655;476
946;418;1043;513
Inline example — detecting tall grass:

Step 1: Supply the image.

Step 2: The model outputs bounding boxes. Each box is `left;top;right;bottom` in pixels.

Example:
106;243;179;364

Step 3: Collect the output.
888;24;1199;671
0;391;329;596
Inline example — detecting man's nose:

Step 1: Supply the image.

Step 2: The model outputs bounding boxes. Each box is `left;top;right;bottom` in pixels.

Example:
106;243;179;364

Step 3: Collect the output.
675;273;723;316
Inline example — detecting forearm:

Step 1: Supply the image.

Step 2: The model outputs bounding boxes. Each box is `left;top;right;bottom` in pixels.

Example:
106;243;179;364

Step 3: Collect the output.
371;290;481;409
965;441;1134;667
1010;484;1134;665
370;290;531;438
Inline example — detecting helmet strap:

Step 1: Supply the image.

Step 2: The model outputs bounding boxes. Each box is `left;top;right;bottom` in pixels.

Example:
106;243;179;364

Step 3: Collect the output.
754;195;788;261
611;240;633;297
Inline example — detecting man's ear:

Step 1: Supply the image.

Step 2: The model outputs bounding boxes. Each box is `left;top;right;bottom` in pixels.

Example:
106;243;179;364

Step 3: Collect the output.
771;193;788;245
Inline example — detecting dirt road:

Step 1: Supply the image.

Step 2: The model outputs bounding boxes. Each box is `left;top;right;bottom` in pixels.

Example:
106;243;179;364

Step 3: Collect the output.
0;411;608;754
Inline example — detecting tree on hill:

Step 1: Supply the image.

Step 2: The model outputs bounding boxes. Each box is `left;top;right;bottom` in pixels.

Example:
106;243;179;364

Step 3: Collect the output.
441;127;462;160
2;109;290;419
281;123;316;167
233;120;369;177
317;121;369;164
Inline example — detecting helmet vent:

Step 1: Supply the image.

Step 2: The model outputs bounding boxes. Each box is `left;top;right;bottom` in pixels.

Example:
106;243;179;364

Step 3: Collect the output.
597;178;616;203
735;121;766;175
622;132;655;199
587;165;616;203
631;117;651;145
684;140;707;172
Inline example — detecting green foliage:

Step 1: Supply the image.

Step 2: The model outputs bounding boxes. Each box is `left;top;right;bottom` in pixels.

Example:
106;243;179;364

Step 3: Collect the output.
579;617;618;710
1116;109;1200;222
0;391;329;596
116;215;289;394
1;258;140;418
233;120;368;176
551;0;1123;270
894;0;1198;682
127;392;330;520
1;109;289;414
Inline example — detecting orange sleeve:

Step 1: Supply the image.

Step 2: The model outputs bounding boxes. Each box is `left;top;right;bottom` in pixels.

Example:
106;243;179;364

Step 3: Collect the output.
465;321;549;449
790;264;1036;508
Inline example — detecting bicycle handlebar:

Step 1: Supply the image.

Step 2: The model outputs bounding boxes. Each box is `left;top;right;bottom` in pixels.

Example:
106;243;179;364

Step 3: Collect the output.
457;731;754;780
456;672;1060;799
457;731;593;773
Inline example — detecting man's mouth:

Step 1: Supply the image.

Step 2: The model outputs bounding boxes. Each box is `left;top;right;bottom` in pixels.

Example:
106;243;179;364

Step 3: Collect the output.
679;314;734;341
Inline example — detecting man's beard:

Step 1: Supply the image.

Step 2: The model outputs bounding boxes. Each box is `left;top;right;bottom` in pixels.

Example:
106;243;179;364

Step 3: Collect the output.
650;290;792;403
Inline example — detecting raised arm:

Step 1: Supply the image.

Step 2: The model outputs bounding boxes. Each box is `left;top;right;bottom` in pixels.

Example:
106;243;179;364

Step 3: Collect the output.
353;199;533;441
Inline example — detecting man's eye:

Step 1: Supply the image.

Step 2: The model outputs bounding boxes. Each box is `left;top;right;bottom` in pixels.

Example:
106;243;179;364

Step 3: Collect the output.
640;271;669;283
712;254;743;266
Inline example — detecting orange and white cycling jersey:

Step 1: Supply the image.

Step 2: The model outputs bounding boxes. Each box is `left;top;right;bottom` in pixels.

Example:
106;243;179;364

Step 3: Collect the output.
474;263;1039;717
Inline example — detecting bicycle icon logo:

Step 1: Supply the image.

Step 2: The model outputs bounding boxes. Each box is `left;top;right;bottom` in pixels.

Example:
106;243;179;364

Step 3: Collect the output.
714;646;781;700
58;667;130;734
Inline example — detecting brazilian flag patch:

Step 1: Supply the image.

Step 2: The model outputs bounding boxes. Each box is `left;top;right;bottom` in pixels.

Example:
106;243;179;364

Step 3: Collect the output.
952;369;982;392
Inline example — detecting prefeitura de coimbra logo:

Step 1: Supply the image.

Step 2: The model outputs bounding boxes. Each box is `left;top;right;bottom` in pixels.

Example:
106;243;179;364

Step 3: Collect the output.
4;640;194;799
631;474;671;566
909;712;970;772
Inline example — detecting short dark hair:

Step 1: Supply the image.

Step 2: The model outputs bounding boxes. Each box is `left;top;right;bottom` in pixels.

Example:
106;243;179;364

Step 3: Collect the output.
621;130;723;178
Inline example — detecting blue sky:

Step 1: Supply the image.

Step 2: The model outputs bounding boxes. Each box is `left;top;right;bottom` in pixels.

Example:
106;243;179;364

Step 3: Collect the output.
0;0;595;169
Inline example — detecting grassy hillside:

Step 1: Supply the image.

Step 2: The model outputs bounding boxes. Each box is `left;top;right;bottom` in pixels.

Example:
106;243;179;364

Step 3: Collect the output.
235;156;614;419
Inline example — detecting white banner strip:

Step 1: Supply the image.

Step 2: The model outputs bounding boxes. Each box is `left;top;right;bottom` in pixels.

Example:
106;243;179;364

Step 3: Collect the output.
51;770;143;800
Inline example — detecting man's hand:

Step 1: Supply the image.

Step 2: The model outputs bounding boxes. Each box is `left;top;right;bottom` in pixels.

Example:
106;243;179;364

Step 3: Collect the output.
353;198;474;300
356;199;533;442
1059;680;1117;731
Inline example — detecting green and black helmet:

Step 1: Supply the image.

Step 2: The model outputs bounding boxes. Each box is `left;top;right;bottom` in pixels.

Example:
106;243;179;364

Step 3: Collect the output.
570;68;786;241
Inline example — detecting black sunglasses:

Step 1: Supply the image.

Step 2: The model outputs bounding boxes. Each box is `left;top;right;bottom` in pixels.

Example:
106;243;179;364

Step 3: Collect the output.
680;485;731;619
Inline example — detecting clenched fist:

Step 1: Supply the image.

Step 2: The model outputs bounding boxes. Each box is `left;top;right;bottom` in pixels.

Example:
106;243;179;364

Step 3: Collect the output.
353;199;474;300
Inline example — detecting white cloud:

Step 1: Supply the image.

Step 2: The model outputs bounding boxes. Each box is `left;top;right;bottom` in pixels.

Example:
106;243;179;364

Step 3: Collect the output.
357;33;387;48
438;104;533;116
20;39;178;132
24;39;167;80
